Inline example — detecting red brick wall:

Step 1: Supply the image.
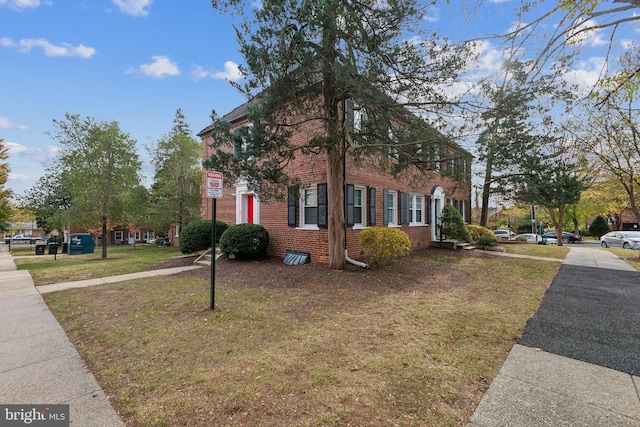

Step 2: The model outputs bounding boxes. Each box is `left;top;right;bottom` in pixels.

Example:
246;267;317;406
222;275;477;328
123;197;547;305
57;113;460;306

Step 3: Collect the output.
200;107;471;265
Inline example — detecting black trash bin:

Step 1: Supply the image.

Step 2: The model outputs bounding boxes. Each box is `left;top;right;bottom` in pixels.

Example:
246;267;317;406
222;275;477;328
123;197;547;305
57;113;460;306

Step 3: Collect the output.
62;242;68;254
48;243;58;255
35;244;46;255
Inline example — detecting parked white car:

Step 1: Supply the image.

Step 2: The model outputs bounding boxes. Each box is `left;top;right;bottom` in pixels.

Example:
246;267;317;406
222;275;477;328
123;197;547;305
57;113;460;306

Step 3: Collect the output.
493;230;515;240
514;233;557;245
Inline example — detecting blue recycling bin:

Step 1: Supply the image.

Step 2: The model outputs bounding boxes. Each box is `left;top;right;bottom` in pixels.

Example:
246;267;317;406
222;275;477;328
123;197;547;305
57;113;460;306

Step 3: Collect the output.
68;233;95;255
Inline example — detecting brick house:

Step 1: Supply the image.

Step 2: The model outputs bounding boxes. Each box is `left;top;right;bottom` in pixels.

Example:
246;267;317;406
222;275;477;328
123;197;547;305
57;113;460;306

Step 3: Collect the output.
198;99;472;264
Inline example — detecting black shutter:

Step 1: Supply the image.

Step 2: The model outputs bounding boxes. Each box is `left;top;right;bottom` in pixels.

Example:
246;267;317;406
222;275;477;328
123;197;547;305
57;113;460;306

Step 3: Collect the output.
317;183;328;228
346;184;354;227
287;186;298;227
427;196;432;224
369;187;376;226
399;192;405;224
346;99;355;133
406;193;411;224
383;189;389;225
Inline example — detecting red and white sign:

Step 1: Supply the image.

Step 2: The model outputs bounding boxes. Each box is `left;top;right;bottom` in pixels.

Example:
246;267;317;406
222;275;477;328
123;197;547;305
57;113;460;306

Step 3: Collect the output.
206;171;223;198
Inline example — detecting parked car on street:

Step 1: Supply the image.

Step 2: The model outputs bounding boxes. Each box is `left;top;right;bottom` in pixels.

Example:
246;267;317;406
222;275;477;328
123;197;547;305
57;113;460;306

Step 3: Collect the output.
493;230;515;240
542;231;582;244
514;233;558;245
600;231;640;250
3;234;42;244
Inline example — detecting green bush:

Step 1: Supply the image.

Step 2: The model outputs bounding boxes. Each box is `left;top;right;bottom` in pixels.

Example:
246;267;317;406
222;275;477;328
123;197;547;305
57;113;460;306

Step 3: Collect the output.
219;223;269;259
440;204;473;243
589;215;610;239
359;226;411;268
179;220;229;254
467;224;497;241
476;235;497;248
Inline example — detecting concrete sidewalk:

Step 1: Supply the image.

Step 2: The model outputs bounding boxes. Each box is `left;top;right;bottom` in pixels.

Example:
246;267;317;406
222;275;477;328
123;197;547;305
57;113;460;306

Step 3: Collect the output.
468;247;640;426
0;245;125;426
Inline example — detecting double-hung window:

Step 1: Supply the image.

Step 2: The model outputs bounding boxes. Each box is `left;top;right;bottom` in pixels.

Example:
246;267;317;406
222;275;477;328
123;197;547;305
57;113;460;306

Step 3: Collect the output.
353;185;365;227
302;187;318;227
409;194;425;225
386;190;398;226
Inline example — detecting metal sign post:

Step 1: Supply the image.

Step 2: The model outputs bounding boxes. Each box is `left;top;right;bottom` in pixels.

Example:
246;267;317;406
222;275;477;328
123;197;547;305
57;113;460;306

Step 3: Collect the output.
206;171;223;310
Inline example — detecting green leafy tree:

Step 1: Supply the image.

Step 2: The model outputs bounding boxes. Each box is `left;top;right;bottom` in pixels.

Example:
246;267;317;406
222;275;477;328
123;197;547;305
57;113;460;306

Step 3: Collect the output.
21;168;72;235
149;109;202;233
49;113;143;259
207;0;474;269
513;135;587;246
475;57;565;227
589;215;610;238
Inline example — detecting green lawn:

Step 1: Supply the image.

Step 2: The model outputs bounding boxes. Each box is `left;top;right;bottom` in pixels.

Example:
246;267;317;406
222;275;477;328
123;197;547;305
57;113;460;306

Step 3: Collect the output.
13;244;186;285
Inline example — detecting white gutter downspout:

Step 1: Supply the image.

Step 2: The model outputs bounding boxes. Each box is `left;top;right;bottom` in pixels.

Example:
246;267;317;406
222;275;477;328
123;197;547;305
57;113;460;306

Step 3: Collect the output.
345;249;369;269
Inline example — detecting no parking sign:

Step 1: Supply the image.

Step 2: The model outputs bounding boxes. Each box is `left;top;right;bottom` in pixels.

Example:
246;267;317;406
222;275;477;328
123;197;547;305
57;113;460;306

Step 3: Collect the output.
206;171;223;198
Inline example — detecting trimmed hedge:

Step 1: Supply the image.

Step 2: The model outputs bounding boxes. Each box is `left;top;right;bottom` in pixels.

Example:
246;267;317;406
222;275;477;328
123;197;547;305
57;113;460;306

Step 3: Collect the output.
467;224;497;241
359;226;411;268
219;223;269;259
179;220;228;254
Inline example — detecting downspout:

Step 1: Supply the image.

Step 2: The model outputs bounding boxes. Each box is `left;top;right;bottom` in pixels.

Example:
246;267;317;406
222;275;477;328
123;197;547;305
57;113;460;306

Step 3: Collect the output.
343;99;369;269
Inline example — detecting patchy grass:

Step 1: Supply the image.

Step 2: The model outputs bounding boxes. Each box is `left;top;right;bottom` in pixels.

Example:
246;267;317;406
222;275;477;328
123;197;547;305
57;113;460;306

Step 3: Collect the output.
13;244;186;285
43;251;561;426
503;243;570;259
601;247;640;271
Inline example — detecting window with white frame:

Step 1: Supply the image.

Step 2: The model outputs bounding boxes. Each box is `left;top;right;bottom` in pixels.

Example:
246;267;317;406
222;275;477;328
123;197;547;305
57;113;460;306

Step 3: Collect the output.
128;231;141;241
387;190;397;226
114;231;123;241
144;230;155;242
409;194;425;225
353;185;366;227
302;187;318;227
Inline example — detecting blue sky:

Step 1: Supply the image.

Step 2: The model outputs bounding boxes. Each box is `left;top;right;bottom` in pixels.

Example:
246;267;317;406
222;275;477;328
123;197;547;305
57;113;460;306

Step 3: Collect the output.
1;0;636;198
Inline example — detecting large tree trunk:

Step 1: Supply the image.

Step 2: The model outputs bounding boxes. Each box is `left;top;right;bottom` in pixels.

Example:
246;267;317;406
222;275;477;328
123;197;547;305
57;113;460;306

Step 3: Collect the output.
322;5;345;270
101;217;108;259
327;145;346;270
480;140;495;227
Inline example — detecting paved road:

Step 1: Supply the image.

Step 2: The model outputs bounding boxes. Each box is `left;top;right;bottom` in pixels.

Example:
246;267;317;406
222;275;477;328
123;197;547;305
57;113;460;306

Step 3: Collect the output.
519;250;640;376
469;247;640;426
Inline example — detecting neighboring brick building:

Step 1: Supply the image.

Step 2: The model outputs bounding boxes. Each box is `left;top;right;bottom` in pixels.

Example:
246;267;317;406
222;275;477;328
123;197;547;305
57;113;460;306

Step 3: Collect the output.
198;99;472;264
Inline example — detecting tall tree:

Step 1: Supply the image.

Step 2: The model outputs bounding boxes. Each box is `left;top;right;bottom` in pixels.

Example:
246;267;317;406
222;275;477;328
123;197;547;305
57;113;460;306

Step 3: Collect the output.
148;109;202;233
0;138;12;232
475;57;562;226
513;134;588;245
21;167;72;235
49;114;142;259
207;0;474;269
575;90;640;222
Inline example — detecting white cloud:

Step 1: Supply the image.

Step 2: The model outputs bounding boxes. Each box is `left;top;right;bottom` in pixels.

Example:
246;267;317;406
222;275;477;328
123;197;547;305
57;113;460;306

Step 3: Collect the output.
6;141;58;162
112;0;152;17
566;18;608;48
0;0;41;11
0;116;28;130
0;37;96;58
130;55;180;78
212;61;243;81
191;61;243;82
563;56;607;97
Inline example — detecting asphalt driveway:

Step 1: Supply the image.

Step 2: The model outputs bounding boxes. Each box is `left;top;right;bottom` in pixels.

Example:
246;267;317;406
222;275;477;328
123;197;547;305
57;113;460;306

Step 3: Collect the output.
518;249;640;376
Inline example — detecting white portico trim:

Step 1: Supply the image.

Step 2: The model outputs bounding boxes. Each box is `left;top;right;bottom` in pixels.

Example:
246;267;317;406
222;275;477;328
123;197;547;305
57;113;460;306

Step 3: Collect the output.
431;185;446;241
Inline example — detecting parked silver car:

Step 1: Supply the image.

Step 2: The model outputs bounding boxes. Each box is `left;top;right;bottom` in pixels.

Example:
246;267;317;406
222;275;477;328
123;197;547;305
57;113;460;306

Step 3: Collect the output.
600;231;640;250
514;233;557;245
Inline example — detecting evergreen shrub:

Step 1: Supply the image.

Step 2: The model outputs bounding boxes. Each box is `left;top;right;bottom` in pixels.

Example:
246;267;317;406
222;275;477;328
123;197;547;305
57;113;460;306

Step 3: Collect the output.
219;223;269;259
440;204;473;243
179;220;228;254
589;215;610;239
